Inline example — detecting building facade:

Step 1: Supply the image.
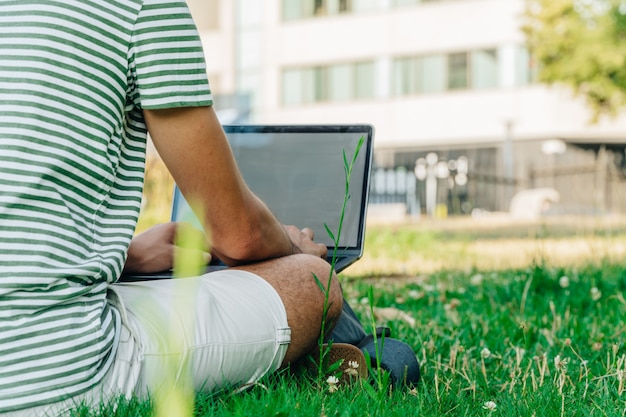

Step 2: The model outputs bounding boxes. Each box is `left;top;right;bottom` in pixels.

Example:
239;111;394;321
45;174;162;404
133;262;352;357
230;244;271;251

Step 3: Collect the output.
187;0;626;217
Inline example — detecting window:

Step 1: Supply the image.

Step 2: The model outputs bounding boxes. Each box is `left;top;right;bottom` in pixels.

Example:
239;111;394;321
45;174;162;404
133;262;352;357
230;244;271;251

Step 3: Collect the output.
354;61;375;98
393;48;499;96
314;0;325;15
392;57;417;96
394;0;418;5
352;0;377;12
393;0;472;6
329;64;352;101
328;0;352;13
282;0;314;20
282;69;303;106
471;49;498;89
300;68;316;103
420;55;446;93
283;0;352;20
392;55;445;95
312;66;328;101
281;60;376;106
448;52;468;90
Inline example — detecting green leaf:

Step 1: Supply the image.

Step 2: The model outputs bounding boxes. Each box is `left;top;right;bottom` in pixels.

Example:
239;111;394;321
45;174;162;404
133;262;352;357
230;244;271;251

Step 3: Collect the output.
312;273;327;295
324;222;336;242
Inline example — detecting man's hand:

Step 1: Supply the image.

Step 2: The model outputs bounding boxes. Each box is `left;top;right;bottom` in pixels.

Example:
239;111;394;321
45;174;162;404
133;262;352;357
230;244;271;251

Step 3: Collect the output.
284;225;327;259
122;222;210;274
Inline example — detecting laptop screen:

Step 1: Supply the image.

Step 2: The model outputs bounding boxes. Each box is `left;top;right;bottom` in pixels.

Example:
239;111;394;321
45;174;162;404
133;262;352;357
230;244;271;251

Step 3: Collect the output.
172;124;374;251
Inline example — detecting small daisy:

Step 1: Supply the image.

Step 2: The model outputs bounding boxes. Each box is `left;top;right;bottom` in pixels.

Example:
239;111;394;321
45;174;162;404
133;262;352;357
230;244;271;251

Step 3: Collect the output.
482;401;497;412
590;287;602;301
470;274;484;286
554;355;570;371
408;290;423;299
559;276;570;288
326;375;339;393
344;360;360;377
481;347;492;359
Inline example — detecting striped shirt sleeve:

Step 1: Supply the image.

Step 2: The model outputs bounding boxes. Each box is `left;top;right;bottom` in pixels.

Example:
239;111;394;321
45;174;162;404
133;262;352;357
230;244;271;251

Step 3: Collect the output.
129;0;213;109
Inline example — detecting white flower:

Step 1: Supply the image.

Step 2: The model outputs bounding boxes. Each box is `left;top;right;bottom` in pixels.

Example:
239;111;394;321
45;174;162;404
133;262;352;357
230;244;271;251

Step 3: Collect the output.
590;287;602;301
470;274;484;286
482;401;497;411
481;347;492;359
344;360;360;377
554;355;570;371
559;276;570;288
408;290;423;300
326;375;339;393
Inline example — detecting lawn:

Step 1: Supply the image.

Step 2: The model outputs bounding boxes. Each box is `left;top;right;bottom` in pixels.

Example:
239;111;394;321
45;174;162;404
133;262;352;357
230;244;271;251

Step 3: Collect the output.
73;216;626;416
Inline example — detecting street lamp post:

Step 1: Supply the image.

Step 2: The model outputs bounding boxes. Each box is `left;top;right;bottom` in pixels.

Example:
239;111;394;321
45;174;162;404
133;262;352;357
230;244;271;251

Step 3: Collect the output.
415;153;469;217
415;153;438;217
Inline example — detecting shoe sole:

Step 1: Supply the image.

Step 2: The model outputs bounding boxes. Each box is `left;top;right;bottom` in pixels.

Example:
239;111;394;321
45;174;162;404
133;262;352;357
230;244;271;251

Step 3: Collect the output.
314;342;368;383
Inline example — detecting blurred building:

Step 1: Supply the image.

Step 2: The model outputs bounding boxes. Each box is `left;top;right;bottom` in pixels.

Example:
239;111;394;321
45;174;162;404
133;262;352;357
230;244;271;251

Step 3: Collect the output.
187;0;626;217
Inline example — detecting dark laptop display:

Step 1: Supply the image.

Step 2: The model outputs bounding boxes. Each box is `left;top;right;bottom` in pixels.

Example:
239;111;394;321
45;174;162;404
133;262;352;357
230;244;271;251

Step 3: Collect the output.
126;124;374;279
173;124;374;271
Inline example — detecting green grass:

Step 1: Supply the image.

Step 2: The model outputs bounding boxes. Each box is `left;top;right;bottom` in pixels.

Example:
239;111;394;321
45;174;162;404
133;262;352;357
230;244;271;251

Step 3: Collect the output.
76;265;626;416
74;220;626;416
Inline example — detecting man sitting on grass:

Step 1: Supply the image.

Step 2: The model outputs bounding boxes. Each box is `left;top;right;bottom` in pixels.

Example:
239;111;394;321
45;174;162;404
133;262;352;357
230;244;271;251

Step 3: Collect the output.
0;1;359;415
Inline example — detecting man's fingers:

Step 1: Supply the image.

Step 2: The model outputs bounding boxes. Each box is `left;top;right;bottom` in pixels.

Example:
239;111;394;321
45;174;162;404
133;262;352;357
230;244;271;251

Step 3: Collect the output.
301;227;314;240
318;243;328;259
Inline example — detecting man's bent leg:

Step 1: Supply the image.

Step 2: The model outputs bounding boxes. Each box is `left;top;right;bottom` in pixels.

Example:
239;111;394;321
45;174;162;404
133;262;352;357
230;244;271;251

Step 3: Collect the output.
109;271;294;395
232;253;343;365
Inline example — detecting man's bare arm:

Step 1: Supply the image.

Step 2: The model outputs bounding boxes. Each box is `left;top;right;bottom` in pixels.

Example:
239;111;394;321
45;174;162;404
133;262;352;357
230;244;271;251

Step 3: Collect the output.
143;106;326;265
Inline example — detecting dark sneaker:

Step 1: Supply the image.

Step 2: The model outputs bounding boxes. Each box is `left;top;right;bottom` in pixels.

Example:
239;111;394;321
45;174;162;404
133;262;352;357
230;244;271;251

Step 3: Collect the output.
358;335;421;387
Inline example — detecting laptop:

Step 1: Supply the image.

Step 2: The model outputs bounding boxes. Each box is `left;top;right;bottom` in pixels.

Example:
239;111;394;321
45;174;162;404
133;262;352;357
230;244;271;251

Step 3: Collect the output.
126;124;374;279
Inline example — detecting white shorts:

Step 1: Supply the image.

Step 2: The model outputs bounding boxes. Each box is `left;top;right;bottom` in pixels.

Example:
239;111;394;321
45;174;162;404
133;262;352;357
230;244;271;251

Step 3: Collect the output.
110;269;291;396
9;270;290;417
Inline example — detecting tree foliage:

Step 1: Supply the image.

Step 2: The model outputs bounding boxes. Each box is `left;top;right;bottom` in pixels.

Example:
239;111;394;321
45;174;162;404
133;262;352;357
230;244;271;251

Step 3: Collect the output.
522;0;626;121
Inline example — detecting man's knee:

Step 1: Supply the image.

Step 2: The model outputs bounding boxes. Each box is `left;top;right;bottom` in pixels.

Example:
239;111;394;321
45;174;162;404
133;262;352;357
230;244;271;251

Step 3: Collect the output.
234;253;343;322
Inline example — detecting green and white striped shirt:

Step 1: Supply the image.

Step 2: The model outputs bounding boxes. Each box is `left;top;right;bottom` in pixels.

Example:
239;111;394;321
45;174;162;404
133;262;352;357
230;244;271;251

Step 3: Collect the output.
0;0;212;411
